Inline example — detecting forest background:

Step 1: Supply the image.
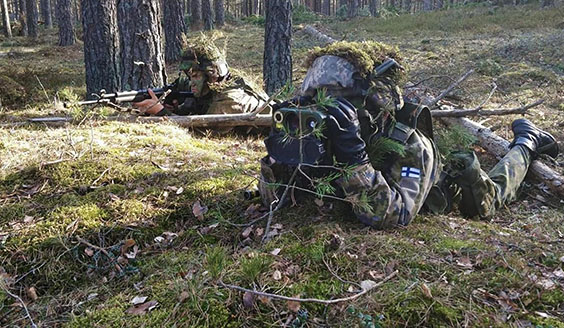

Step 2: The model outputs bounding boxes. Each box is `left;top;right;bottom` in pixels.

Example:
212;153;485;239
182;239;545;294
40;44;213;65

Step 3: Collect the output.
0;0;563;327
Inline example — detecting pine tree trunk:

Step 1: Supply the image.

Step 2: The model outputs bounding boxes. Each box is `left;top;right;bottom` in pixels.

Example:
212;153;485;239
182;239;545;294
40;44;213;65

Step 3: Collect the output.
2;0;12;37
19;0;27;36
263;0;292;95
214;0;224;26
56;0;74;46
322;0;330;14
348;0;358;17
191;0;201;29
163;0;186;63
423;0;432;10
26;0;38;37
40;0;51;28
81;0;121;98
118;0;167;90
369;0;378;15
201;0;212;30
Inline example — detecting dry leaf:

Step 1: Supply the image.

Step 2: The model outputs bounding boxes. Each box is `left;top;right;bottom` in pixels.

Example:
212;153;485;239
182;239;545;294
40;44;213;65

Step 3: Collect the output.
360;280;377;291
421;283;433;299
125;245;139;259
347;252;358;260
258;296;271;305
537;278;556;290
125;300;158;315
26;287;38;301
272;224;283;230
552;268;564;279
270;248;282;256
287;298;301;312
242;226;253;238
179;291;189;303
273;270;282;280
314;198;324;207
163;191;169;198
369;271;385;280
242;291;255;309
560;256;564;263
176;187;184;195
255;227;264;237
23;215;34;224
385;260;398;275
109;193;120;201
130;296;148;305
154;236;165;243
84;248;94;257
456;257;473;268
121;239;136;255
192;200;208;220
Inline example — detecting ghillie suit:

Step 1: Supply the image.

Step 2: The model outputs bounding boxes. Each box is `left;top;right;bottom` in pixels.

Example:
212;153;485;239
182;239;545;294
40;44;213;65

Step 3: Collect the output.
156;34;268;116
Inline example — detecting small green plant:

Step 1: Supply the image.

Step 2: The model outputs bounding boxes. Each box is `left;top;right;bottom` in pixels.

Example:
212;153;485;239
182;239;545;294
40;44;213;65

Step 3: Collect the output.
477;59;503;76
205;245;227;279
239;255;272;284
367;137;406;170
436;125;477;160
313;171;340;197
242;15;265;26
347;305;384;328
314;88;338;109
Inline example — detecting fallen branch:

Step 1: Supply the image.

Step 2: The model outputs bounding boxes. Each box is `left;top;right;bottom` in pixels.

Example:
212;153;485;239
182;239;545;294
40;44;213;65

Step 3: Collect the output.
431;99;543;117
441;117;564;198
219;270;397;305
0;284;38;328
429;69;474;108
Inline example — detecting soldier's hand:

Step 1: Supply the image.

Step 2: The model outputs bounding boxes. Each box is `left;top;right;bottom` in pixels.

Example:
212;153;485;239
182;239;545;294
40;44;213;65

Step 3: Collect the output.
325;98;369;166
132;89;164;115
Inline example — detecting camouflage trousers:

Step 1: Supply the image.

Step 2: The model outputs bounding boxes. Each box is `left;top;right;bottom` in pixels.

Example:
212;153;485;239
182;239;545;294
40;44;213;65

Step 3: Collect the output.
445;145;532;218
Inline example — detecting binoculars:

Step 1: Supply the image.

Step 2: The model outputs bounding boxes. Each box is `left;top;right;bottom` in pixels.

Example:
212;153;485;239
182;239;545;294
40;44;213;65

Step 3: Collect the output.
272;107;327;136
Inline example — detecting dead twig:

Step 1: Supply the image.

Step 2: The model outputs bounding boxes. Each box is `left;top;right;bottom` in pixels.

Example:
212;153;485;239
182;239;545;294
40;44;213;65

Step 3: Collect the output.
323;256;362;292
431;99;544;118
76;237;112;259
0;284;38;328
470;82;497;111
429;69;474;108
219;270;397;305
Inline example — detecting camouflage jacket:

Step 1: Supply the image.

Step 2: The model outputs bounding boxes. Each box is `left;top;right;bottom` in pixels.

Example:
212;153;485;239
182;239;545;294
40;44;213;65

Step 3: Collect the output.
156;75;268;116
337;123;441;229
259;103;441;230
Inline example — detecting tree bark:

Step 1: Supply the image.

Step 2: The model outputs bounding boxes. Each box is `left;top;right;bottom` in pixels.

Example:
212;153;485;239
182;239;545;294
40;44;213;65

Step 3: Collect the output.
190;0;201;29
55;0;74;46
25;0;38;37
348;0;359;17
2;0;12;37
201;0;212;30
118;0;167;90
40;0;51;28
263;0;292;95
322;0;330;14
369;0;378;15
214;0;224;27
81;0;121;99
162;0;186;63
18;0;27;36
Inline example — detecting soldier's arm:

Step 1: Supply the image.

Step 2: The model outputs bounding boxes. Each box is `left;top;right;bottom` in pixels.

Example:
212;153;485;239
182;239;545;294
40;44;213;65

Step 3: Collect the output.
336;130;438;229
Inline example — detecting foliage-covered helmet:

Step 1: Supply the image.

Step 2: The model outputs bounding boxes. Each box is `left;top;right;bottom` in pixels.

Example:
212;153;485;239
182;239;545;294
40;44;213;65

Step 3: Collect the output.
179;34;229;81
301;41;407;113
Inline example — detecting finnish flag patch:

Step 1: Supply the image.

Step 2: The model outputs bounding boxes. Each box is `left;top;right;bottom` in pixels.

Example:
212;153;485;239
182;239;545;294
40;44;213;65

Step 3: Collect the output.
401;167;421;179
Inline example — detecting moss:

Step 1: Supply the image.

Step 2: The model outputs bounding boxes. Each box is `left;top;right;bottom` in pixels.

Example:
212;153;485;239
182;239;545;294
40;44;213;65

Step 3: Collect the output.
305;41;407;82
0;74;26;106
238;255;272;285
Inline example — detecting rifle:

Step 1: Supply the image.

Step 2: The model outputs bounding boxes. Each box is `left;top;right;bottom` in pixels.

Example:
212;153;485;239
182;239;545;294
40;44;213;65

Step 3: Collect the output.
65;83;194;108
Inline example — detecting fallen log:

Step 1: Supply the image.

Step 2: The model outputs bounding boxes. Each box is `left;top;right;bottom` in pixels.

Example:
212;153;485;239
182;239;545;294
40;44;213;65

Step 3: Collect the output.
303;25;337;44
441;117;564;198
0;113;273;129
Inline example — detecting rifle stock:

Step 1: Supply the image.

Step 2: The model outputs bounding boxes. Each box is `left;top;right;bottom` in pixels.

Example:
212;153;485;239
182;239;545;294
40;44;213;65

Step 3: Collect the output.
65;84;194;108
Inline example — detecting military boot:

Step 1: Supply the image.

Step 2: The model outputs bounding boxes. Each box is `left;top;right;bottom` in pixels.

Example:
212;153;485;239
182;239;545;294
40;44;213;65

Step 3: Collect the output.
510;119;559;159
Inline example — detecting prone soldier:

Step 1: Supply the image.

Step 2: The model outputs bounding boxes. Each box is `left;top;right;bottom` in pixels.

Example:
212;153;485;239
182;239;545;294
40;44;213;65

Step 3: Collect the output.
258;41;559;229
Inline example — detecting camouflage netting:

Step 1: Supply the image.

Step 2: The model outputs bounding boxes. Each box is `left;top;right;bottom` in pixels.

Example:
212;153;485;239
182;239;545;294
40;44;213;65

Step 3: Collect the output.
182;33;226;67
0;75;26;107
305;41;408;84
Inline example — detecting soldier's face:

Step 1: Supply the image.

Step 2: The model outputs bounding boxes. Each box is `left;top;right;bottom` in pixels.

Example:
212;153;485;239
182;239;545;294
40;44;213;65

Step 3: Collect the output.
188;69;209;97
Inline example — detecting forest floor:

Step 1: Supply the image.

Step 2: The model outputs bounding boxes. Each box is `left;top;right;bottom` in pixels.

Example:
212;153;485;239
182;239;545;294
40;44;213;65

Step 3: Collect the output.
1;4;564;327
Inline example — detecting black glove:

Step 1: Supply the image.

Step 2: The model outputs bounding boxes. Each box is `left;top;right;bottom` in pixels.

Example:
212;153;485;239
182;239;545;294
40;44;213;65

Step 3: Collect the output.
325;98;369;166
